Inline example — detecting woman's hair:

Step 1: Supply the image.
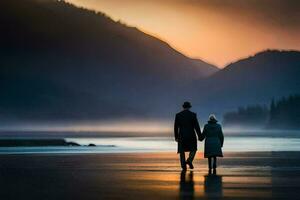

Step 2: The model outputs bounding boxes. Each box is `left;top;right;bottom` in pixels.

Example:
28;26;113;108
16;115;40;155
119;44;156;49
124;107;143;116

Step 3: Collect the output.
209;114;217;121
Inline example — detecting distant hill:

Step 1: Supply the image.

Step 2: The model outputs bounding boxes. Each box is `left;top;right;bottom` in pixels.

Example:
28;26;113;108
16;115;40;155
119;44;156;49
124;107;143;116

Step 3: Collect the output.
191;58;218;77
1;0;299;123
0;0;218;121
193;50;300;118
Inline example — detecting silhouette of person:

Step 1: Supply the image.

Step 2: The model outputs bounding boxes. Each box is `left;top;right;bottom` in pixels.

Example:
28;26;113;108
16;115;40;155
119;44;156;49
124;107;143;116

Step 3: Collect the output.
179;170;195;200
204;173;223;198
201;114;224;173
174;102;201;170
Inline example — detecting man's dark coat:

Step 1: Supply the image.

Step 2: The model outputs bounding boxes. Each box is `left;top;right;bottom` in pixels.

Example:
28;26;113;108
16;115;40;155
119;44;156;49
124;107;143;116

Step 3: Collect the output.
174;110;201;153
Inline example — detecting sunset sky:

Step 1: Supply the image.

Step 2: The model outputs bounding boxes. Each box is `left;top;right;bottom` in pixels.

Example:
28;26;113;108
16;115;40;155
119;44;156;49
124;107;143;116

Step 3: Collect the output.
66;0;300;67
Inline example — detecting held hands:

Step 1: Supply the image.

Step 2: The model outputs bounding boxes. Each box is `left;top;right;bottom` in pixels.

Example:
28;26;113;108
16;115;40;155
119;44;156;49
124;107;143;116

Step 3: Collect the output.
198;134;205;141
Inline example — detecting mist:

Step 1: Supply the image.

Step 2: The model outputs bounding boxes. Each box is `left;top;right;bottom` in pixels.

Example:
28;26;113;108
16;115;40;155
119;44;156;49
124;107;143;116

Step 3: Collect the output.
0;119;173;137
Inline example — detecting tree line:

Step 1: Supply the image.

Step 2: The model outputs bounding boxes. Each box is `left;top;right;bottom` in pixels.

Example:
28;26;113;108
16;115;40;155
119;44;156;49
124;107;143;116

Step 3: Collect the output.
223;94;300;129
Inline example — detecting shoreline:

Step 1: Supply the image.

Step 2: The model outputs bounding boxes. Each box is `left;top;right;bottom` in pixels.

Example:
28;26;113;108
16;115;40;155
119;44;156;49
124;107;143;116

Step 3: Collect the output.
2;135;300;153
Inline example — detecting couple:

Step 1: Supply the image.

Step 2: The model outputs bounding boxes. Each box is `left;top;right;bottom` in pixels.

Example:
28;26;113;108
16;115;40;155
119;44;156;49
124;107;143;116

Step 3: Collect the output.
174;101;224;172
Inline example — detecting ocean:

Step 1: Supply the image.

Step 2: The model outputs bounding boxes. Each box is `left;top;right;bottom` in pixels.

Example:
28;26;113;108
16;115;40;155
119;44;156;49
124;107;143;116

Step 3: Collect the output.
1;130;300;154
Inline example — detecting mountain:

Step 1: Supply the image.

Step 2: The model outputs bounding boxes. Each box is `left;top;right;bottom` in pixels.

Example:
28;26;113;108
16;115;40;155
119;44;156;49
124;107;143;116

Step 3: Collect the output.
0;0;218;121
1;0;299;124
191;59;218;77
193;50;300;118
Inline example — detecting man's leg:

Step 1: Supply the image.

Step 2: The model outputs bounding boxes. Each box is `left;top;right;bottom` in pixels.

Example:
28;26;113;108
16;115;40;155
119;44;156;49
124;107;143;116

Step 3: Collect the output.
187;150;197;163
186;150;196;169
180;151;186;170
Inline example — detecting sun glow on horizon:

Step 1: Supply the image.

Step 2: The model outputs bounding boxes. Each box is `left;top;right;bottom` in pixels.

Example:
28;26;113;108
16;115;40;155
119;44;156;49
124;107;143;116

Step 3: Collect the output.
0;120;173;134
65;0;300;67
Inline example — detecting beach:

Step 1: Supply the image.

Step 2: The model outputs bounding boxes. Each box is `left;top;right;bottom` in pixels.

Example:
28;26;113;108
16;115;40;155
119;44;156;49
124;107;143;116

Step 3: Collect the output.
1;151;300;199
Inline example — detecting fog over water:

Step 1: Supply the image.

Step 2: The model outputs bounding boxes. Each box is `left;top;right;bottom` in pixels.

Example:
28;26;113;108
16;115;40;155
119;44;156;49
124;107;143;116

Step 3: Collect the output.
0;120;172;137
0;120;299;137
0;120;300;154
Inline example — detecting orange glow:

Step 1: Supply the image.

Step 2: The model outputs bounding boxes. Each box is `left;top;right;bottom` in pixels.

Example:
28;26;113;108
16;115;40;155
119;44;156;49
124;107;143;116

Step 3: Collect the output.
2;120;172;133
65;0;300;67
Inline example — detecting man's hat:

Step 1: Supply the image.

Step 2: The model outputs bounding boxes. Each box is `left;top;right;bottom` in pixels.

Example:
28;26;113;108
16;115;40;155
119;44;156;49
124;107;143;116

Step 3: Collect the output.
182;101;192;108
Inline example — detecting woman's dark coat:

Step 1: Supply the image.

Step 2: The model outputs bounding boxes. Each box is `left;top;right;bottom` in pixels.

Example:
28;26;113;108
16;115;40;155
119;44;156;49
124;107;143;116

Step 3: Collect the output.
174;110;201;153
202;120;224;158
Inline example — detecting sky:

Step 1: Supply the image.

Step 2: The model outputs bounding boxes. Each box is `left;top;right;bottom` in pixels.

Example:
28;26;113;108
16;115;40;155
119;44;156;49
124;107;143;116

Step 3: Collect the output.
66;0;300;67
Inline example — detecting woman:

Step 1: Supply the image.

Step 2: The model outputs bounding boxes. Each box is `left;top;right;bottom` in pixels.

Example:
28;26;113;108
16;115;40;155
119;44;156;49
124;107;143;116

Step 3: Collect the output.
202;114;224;173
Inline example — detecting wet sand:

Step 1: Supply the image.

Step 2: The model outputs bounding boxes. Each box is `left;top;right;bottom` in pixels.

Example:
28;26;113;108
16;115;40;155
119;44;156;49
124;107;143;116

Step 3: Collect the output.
1;152;300;199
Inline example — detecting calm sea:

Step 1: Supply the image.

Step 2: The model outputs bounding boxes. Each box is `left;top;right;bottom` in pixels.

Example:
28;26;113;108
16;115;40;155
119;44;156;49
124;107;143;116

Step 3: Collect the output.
1;130;300;154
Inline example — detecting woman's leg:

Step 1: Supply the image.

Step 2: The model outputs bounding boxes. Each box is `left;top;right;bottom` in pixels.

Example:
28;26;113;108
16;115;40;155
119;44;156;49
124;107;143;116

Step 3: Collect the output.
213;156;217;169
208;157;212;169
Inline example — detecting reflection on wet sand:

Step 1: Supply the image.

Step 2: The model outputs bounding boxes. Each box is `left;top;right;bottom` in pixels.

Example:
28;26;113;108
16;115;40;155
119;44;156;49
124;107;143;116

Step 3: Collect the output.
204;171;223;199
180;171;195;200
1;152;300;199
117;153;273;199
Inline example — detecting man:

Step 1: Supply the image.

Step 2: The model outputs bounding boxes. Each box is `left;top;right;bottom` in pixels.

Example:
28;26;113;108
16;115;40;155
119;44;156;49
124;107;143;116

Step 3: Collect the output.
174;101;202;170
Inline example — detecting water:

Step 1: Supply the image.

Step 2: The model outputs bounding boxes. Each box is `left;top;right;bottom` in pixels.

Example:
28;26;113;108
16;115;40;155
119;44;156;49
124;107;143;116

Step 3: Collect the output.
1;134;300;154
